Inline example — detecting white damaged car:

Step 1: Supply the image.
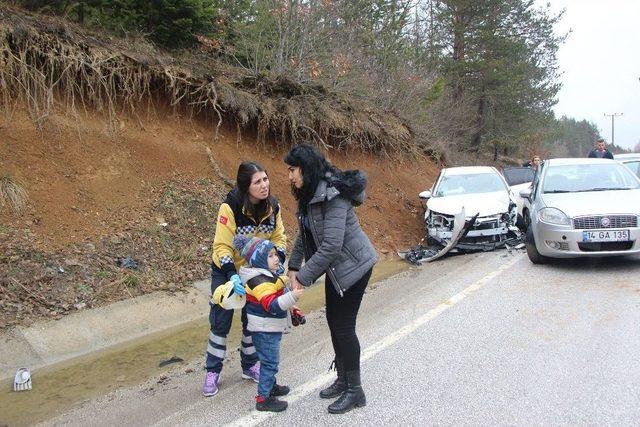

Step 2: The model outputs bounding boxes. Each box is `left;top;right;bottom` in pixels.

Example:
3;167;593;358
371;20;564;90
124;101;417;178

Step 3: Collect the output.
419;166;518;249
502;166;536;229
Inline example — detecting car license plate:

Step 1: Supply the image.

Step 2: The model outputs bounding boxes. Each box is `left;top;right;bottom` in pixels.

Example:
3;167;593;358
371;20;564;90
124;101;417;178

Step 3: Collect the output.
582;229;629;242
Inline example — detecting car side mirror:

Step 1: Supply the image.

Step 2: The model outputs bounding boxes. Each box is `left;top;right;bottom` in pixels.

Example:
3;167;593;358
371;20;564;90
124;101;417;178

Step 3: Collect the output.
519;188;532;200
419;190;432;200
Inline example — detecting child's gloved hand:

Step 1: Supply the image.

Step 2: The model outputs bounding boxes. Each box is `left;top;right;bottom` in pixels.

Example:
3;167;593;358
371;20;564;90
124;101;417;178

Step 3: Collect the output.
230;274;245;296
291;307;306;326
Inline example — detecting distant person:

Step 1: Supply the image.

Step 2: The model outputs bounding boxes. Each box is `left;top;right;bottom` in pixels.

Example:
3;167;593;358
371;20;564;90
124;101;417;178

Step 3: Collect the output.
523;155;542;170
234;234;304;412
284;144;377;414
531;155;542;171
588;138;614;159
202;161;287;398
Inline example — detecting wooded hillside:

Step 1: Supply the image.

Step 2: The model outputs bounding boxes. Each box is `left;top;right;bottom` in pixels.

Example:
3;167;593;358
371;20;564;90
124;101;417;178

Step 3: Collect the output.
6;0;623;160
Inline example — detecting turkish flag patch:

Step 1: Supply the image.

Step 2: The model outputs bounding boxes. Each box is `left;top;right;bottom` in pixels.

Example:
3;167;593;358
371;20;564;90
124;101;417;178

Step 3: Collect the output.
219;216;228;225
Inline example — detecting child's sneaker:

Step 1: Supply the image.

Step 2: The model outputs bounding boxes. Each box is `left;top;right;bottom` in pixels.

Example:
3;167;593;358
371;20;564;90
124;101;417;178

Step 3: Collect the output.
270;383;290;397
202;372;220;397
256;395;288;412
242;362;260;383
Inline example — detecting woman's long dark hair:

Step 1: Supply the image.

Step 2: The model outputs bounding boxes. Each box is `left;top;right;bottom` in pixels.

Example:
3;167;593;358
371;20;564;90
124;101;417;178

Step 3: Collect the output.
236;161;274;220
284;144;339;213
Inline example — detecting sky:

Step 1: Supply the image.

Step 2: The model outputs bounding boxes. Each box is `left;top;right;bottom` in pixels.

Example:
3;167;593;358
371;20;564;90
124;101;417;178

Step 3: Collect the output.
546;0;640;150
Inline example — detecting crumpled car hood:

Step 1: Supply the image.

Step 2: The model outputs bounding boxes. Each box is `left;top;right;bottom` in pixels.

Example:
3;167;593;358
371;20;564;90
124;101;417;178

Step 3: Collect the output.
427;191;512;217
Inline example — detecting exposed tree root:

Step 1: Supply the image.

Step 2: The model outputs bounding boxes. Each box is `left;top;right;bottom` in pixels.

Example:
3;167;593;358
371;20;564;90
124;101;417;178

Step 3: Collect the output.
0;6;415;155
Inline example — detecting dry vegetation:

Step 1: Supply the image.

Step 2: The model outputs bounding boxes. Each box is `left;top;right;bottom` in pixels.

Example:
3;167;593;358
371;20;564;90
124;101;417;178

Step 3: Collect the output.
0;6;415;155
0;175;28;212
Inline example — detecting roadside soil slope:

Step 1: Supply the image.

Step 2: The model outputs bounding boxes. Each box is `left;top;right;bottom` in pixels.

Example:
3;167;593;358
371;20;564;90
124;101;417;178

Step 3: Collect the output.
0;106;439;329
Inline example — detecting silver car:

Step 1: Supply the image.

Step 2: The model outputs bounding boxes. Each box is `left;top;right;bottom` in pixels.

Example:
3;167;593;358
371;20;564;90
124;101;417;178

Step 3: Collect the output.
616;152;640;179
520;158;640;263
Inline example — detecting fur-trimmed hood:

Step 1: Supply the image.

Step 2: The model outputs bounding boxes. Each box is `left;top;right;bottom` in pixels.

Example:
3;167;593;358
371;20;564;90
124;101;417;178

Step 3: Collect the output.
311;170;368;206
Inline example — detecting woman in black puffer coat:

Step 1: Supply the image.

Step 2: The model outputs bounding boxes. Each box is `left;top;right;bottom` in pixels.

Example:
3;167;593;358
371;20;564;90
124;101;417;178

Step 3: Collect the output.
284;143;378;414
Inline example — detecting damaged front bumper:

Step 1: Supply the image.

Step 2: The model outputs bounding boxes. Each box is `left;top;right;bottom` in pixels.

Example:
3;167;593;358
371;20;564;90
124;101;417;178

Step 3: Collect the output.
400;208;523;264
400;208;479;264
427;211;515;248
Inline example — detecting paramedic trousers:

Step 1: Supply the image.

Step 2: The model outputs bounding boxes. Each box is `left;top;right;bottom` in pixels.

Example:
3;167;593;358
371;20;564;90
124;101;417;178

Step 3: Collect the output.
205;266;258;373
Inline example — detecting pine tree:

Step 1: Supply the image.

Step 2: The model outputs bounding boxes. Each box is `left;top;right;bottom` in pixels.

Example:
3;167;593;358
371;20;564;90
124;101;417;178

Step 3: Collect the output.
427;0;565;152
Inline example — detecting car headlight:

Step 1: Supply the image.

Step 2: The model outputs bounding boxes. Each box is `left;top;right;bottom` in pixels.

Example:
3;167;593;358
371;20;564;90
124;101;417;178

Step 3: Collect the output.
538;207;570;225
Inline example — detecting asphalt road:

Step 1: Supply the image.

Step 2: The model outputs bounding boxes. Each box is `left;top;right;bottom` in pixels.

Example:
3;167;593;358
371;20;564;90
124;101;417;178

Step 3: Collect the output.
43;250;640;426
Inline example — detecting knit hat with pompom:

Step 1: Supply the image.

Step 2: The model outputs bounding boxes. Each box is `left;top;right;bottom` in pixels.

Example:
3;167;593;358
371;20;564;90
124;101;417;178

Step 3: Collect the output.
233;234;275;271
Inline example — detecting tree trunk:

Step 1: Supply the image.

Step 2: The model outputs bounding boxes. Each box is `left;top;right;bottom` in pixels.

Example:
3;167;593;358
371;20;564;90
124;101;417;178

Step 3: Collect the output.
452;6;466;101
78;1;84;25
470;85;486;151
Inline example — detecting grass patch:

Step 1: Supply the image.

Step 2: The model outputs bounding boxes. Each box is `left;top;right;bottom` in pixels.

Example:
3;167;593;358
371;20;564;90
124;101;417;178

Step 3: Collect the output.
96;271;110;280
123;274;140;289
171;249;195;265
0;176;28;212
77;283;93;295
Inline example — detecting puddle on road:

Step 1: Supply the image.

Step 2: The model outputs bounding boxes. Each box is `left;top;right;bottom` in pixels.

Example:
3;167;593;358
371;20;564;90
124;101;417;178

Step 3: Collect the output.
0;259;408;426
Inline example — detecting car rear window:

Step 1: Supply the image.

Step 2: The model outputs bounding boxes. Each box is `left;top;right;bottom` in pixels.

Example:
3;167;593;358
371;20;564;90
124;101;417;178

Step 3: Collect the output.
502;167;535;186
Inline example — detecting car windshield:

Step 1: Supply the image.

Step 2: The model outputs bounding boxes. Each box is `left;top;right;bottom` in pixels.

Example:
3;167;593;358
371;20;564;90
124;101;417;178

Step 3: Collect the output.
435;173;506;196
623;160;640;179
543;163;640;193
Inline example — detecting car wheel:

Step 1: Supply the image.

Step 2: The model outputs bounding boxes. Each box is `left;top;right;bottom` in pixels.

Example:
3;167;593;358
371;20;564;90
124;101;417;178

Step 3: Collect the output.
516;214;526;230
525;227;548;264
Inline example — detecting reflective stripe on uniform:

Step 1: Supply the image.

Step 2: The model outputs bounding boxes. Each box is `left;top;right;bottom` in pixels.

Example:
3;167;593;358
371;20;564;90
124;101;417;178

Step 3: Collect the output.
207;344;226;359
209;332;227;346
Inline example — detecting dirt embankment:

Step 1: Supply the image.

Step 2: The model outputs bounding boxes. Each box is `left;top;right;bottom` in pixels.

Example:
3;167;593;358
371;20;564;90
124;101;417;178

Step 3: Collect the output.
0;106;439;330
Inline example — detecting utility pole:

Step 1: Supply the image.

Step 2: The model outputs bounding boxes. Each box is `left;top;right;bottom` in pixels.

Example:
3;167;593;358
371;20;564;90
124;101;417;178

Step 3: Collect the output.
603;112;623;145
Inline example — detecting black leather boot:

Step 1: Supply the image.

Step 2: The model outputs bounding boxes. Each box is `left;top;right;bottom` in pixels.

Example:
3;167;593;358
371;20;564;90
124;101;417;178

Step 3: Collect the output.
327;370;366;414
320;359;347;399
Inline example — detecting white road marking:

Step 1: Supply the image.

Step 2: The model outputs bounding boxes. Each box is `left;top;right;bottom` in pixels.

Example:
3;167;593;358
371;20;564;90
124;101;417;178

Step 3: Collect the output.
224;254;522;427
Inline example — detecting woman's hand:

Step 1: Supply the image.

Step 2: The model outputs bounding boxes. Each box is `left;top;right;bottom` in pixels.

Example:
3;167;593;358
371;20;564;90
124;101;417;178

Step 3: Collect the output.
293;287;304;299
288;271;304;290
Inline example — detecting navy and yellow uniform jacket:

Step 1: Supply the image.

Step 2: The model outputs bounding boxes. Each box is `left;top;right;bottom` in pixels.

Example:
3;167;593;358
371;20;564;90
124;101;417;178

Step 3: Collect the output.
238;266;297;332
212;189;286;280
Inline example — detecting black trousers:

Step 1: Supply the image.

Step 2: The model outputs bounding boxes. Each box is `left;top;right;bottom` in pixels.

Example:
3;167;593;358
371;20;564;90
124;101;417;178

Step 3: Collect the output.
325;269;372;372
